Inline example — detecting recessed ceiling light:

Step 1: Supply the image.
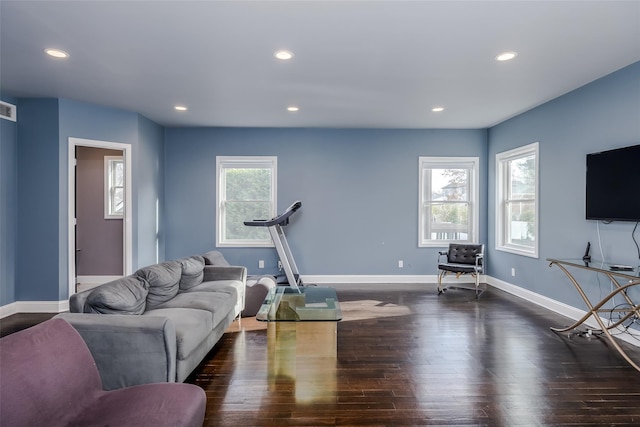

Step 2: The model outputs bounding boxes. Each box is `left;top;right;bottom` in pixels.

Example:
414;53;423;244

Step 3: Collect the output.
287;106;299;112
174;105;188;111
44;48;69;59
274;50;294;60
495;51;517;62
432;107;445;112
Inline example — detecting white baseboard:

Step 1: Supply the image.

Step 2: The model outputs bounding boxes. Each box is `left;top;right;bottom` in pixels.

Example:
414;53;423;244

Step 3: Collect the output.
2;274;637;349
76;275;121;292
486;275;639;348
302;274;486;285
0;300;69;318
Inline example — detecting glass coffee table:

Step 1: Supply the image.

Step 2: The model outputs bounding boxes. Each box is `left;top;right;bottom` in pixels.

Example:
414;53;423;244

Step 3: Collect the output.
256;286;342;321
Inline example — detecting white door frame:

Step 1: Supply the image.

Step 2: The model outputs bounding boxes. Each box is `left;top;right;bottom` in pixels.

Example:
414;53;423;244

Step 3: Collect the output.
68;137;133;298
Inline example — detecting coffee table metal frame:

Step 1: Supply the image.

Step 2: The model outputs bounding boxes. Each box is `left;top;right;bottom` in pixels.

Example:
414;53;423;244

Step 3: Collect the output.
547;258;640;372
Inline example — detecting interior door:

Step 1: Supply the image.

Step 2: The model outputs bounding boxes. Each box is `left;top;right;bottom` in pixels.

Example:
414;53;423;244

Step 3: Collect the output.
74;146;124;292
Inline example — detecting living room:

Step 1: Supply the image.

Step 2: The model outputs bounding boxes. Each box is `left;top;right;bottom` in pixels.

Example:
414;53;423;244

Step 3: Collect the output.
1;1;639;424
1;1;639;323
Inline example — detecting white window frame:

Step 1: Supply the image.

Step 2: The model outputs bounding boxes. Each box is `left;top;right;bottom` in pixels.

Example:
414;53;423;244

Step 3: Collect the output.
216;156;277;247
496;142;539;258
419;156;479;247
104;156;124;219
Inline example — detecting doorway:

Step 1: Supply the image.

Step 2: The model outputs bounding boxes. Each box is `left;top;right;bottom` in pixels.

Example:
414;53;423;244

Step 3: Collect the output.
68;137;132;298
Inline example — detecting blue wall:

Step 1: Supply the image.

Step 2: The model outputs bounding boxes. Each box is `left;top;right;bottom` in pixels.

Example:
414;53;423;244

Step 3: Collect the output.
487;61;640;308
164;128;488;276
0;94;18;305
16;99;61;301
136;115;165;267
0;98;164;305
2;62;637;308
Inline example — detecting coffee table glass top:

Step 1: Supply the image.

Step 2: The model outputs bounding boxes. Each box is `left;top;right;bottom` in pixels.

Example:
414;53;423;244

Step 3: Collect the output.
256;286;342;321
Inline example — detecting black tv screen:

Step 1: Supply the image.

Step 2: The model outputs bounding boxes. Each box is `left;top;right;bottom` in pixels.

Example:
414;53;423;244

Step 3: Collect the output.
586;144;640;222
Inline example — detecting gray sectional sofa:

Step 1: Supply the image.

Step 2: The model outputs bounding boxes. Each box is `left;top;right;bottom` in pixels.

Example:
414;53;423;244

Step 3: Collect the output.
57;251;246;390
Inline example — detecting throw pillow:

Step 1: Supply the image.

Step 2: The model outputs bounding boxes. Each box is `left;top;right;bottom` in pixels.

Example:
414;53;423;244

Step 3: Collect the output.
84;276;149;315
135;261;182;309
178;255;205;290
202;251;230;266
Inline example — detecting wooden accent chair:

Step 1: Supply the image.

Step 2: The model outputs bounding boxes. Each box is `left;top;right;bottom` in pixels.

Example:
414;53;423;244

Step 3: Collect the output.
437;244;485;298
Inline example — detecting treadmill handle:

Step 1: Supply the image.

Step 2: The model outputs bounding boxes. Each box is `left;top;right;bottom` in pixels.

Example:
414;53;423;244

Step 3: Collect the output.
244;200;302;227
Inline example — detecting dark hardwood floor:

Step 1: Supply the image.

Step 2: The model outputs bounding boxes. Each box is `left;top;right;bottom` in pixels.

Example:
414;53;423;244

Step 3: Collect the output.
0;312;56;338
190;284;640;426
3;284;640;425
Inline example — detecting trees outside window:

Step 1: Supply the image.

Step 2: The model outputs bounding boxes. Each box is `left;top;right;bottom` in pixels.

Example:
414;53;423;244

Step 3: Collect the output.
496;142;539;258
216;156;277;247
419;157;479;247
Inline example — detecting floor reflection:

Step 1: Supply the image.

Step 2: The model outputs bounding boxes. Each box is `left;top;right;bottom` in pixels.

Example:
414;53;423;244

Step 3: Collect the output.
267;322;337;404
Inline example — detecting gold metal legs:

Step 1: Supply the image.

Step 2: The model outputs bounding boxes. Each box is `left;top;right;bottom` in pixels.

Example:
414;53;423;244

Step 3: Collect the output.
548;260;640;372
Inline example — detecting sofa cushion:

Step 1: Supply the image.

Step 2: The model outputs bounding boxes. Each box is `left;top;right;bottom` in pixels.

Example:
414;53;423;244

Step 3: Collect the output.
202;251;230;266
178;255;205;290
84;276;149;315
142;308;213;361
185;279;243;297
135;261;182;310
153;292;235;327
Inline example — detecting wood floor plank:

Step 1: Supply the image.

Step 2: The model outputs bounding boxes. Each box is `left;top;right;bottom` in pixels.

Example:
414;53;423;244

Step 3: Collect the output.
3;284;639;425
189;284;640;426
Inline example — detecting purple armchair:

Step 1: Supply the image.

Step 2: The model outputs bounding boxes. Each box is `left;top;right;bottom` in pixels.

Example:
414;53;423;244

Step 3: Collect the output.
0;318;206;427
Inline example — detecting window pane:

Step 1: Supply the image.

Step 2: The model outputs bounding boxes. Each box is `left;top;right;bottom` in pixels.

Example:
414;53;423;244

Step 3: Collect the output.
225;201;270;240
114;162;124;186
419;157;478;247
425;202;469;240
105;157;124;218
225;168;272;201
217;156;277;246
113;187;124;214
509;155;535;200
429;169;469;201
507;200;535;247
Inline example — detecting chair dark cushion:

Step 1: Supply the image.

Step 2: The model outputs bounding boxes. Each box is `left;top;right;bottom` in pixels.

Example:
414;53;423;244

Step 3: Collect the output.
447;244;483;265
438;262;479;274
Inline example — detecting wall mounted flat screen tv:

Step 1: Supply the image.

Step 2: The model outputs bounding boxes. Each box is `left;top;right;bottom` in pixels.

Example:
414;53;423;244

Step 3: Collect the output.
585;144;640;222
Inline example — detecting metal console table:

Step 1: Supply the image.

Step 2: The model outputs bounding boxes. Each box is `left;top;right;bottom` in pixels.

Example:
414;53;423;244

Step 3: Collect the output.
547;258;640;372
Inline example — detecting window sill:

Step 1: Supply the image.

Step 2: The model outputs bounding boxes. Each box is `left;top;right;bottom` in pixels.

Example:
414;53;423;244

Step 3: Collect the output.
496;245;538;259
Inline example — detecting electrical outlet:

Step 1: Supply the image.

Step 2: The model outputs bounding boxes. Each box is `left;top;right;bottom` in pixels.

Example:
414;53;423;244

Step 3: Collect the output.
398;260;403;268
258;260;264;269
511;268;516;277
278;261;282;271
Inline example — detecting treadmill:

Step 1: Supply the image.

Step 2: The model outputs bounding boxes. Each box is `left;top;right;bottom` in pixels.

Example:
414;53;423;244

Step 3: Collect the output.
244;201;303;290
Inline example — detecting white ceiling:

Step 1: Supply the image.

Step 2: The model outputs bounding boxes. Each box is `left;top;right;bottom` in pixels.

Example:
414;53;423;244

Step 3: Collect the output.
1;1;639;129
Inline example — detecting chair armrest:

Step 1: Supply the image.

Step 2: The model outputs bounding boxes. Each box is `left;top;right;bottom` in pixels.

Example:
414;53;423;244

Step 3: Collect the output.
203;265;247;282
438;251;448;263
55;313;177;390
475;253;484;270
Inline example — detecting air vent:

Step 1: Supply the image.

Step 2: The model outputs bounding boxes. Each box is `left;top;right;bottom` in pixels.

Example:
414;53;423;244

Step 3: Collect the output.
0;101;17;122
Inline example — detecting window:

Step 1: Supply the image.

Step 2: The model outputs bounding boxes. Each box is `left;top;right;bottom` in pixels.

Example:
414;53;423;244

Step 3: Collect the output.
216;156;277;247
419;157;479;247
104;156;124;219
496;142;539;258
